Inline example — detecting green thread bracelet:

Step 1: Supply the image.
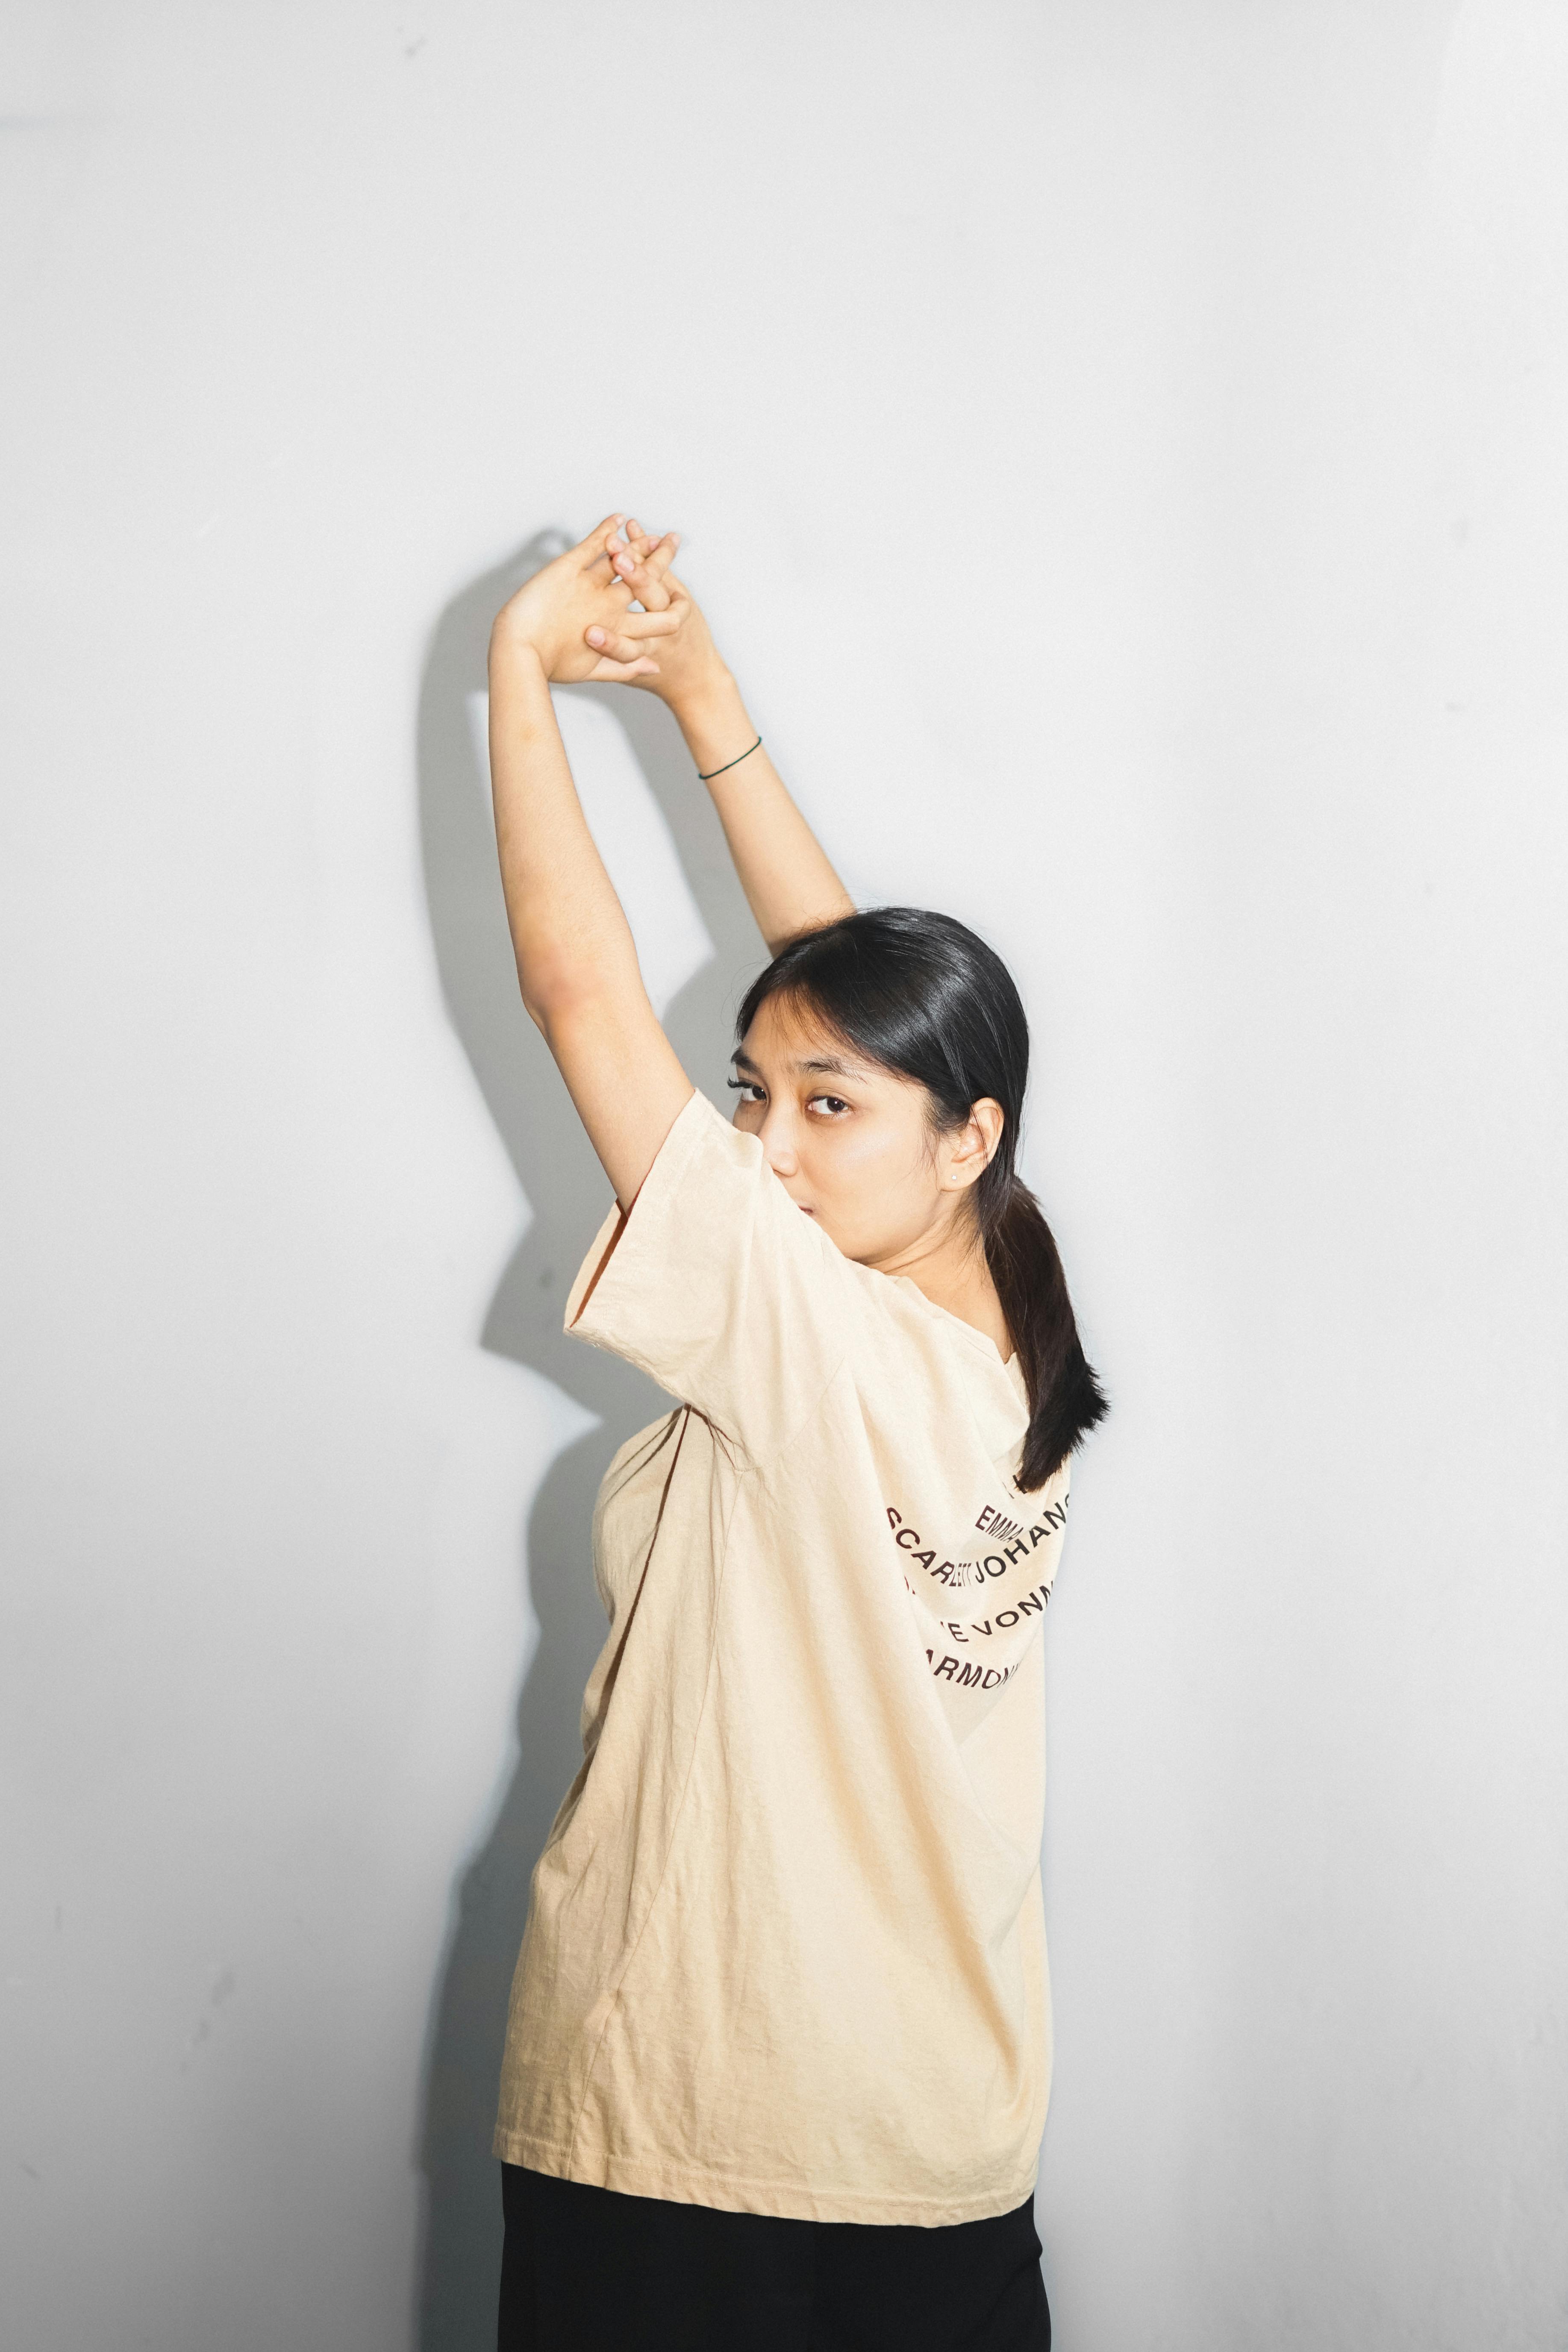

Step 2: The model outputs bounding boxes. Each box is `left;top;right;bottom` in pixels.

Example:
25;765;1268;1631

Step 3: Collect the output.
697;736;763;782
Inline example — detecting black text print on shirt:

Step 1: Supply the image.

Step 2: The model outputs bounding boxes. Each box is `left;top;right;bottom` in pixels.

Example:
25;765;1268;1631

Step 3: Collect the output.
883;1493;1070;1596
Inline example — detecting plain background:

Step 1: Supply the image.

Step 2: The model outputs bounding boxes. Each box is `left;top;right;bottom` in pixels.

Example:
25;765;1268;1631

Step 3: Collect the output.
3;4;1565;2347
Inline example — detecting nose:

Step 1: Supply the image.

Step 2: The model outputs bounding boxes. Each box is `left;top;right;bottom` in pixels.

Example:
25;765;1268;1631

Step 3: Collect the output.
756;1104;799;1179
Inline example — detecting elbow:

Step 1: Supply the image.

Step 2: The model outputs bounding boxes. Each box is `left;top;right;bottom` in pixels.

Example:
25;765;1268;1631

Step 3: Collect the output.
515;947;621;1039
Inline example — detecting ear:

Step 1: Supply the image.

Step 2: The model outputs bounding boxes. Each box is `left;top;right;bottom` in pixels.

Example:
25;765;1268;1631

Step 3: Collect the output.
942;1099;1005;1193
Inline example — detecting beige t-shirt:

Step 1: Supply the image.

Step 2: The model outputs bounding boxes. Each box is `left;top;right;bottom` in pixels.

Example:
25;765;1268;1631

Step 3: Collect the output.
493;1089;1072;2226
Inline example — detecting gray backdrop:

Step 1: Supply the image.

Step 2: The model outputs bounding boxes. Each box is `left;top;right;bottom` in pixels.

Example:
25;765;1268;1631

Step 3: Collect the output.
3;4;1565;2348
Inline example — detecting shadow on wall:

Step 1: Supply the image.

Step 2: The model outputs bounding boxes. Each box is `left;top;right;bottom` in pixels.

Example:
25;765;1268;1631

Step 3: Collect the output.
412;535;763;2351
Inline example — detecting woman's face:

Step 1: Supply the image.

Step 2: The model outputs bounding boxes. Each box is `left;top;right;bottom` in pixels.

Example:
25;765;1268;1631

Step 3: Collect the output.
729;992;999;1271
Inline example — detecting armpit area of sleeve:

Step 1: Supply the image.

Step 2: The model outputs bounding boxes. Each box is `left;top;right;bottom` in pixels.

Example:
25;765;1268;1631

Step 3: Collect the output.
563;1088;729;1352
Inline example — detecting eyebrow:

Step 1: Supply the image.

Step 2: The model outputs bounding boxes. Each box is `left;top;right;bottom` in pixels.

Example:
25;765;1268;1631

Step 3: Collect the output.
731;1049;868;1082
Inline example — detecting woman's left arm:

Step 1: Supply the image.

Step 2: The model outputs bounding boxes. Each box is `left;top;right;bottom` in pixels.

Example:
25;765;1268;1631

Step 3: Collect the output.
488;517;694;1210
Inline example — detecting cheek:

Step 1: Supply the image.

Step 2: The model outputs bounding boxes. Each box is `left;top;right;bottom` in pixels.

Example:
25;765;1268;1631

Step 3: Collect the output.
809;1121;935;1228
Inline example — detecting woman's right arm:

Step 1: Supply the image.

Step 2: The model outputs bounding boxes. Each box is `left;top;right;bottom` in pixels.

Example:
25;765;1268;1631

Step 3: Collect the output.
488;519;694;1211
612;524;856;957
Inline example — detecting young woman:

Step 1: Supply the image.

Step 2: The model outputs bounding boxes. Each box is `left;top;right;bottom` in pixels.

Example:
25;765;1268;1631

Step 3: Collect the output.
485;516;1106;2352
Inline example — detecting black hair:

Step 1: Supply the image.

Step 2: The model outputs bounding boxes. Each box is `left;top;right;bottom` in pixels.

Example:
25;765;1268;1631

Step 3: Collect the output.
736;907;1107;1493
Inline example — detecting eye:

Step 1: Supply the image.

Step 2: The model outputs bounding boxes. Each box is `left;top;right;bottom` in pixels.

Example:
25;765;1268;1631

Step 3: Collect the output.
806;1094;851;1118
727;1077;765;1104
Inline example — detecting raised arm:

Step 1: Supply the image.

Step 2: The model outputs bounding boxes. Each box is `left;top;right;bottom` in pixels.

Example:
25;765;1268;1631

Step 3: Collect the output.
609;522;856;956
488;517;693;1209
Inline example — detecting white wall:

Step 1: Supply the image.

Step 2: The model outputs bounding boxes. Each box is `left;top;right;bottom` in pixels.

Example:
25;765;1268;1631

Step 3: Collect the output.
3;6;1565;2347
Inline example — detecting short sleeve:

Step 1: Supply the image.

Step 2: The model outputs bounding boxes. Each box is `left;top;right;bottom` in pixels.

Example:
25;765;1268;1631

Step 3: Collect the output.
565;1091;855;1461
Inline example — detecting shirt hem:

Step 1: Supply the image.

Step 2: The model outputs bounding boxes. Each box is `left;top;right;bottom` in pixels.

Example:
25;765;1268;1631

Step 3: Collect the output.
490;2128;1039;2228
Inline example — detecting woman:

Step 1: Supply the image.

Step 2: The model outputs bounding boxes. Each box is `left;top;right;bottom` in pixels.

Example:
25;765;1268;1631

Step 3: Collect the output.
485;515;1106;2351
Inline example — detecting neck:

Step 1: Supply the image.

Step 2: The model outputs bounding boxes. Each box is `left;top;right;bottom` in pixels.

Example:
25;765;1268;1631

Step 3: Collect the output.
870;1216;1012;1361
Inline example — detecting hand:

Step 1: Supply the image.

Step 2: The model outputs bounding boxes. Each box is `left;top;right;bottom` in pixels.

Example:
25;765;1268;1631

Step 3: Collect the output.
597;517;732;715
491;514;681;685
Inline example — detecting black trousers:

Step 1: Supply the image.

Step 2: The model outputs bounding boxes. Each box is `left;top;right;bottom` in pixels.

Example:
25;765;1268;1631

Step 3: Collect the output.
498;2162;1051;2352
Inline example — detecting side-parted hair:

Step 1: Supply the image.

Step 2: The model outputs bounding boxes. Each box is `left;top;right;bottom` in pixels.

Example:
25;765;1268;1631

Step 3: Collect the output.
736;907;1107;1493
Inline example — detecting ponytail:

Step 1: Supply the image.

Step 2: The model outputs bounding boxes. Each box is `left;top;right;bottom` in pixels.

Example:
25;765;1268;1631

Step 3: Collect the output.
736;907;1109;1498
981;1173;1107;1493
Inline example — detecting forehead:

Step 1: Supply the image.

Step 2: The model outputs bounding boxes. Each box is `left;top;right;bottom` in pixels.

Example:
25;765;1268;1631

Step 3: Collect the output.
735;991;904;1088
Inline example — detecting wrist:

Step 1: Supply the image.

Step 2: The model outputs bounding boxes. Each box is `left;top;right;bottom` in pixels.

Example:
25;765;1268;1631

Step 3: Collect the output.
488;622;551;688
672;668;752;770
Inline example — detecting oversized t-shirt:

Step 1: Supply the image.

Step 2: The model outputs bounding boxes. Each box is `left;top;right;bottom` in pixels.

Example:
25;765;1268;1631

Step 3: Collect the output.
493;1089;1073;2226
